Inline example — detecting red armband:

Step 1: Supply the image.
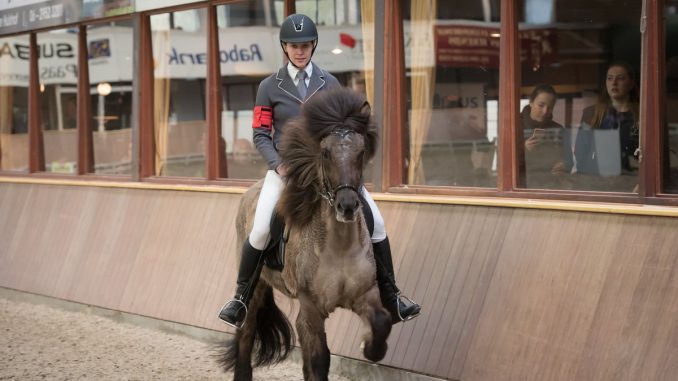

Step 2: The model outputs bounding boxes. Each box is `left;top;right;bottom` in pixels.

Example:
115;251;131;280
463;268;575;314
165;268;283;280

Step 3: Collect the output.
253;106;273;130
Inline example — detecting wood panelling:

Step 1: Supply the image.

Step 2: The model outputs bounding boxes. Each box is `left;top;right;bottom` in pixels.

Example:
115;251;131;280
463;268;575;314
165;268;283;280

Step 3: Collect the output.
2;183;678;381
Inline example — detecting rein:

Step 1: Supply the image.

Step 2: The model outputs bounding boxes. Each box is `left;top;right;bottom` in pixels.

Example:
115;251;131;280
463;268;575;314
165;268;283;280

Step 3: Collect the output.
319;128;362;206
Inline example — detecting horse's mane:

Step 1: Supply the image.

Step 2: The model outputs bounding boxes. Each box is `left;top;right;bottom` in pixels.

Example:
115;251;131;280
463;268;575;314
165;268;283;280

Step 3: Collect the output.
278;87;377;228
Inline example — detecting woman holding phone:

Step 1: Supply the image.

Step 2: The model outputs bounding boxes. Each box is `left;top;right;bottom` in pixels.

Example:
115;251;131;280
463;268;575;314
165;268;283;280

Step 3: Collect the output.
520;84;565;188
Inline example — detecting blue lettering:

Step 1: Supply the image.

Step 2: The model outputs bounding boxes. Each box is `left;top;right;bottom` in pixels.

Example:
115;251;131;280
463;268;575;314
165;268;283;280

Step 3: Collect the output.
168;44;264;65
168;48;179;65
250;44;262;61
179;52;194;64
229;45;239;61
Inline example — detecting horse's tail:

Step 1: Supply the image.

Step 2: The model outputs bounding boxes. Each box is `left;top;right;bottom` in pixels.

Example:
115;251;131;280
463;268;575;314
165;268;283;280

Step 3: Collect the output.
251;286;295;366
215;285;295;372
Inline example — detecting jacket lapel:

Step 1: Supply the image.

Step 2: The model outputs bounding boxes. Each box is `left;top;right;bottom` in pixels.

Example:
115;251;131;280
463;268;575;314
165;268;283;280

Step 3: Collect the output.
306;63;326;101
276;66;304;103
276;63;327;103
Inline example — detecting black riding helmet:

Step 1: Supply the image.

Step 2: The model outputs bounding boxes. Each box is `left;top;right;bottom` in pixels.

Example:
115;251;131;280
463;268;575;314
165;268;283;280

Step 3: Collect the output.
280;13;318;68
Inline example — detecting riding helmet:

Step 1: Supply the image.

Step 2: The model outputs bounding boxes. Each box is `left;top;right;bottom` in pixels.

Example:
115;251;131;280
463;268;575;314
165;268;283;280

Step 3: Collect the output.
279;13;318;43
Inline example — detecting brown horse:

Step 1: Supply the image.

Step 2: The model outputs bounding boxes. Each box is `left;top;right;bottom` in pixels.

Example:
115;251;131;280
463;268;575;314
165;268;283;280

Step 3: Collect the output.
217;88;392;381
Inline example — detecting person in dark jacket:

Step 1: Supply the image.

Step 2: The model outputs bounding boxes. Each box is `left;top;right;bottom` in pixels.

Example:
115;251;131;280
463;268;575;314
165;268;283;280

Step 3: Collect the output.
520;84;567;187
218;13;421;329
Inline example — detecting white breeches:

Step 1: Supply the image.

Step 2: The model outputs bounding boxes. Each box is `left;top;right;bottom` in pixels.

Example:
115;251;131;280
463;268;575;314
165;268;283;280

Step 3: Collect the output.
248;170;386;250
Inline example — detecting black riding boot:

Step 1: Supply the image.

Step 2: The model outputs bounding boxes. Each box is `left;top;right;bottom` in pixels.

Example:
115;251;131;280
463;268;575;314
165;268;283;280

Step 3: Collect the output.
218;239;265;328
373;237;421;324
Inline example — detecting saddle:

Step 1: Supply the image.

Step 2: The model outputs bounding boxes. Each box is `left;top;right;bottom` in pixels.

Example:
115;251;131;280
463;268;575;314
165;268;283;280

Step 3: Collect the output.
263;192;375;271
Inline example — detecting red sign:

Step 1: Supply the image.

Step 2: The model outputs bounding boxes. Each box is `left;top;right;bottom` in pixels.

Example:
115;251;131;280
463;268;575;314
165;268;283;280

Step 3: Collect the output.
434;25;557;69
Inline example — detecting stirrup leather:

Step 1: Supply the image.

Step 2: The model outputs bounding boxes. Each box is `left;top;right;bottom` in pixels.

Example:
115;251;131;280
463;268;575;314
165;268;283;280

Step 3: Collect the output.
218;298;248;329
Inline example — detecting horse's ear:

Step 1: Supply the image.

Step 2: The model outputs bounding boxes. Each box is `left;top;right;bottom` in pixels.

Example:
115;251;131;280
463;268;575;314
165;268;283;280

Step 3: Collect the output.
360;101;371;116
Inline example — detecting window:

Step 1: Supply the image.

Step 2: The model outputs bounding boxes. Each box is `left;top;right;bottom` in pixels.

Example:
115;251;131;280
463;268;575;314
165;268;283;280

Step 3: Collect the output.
37;28;79;174
403;0;500;187
151;9;208;177
216;3;280;180
88;21;134;175
519;0;642;193
0;34;29;172
299;0;377;182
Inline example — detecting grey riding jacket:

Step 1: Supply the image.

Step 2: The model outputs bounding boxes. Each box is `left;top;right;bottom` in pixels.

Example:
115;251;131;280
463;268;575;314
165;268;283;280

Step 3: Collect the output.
252;62;341;170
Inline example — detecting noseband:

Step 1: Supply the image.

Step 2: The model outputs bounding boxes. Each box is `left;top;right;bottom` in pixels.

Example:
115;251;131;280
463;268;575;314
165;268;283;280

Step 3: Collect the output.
319;128;362;207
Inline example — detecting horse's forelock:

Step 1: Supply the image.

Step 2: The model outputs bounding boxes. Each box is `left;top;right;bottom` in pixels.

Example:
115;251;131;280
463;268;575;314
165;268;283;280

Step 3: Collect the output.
279;88;378;227
302;88;378;161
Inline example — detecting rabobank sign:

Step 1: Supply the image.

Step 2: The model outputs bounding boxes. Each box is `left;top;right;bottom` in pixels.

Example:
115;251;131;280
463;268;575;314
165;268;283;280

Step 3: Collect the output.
153;28;280;78
167;44;263;65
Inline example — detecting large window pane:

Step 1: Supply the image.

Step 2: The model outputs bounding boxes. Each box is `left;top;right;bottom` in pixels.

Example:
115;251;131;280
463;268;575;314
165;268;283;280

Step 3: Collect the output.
403;0;500;187
0;35;29;173
38;29;79;174
216;1;283;180
666;1;678;193
304;0;376;182
519;0;641;192
88;21;134;175
151;9;207;177
218;1;375;180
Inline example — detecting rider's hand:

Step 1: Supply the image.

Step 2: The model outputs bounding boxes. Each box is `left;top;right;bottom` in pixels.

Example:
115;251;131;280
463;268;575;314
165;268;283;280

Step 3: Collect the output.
275;163;289;177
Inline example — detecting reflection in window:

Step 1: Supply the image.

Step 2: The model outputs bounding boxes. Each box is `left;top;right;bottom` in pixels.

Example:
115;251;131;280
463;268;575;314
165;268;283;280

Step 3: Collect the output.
296;0;376;182
88;21;134;175
216;3;278;180
519;0;641;192
151;9;207;177
38;29;79;174
0;35;29;172
216;1;375;180
217;0;283;27
666;1;678;193
403;0;499;187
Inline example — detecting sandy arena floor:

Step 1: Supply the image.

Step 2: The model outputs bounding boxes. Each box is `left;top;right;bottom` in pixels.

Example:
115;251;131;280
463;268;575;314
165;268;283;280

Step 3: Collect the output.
0;297;354;381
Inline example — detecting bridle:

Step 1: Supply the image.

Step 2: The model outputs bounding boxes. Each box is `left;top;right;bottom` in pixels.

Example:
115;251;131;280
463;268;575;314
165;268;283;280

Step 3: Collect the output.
319;128;363;207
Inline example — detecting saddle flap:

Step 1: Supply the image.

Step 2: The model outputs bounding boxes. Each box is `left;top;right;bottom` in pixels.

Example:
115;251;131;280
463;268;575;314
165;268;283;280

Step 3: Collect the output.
263;210;286;271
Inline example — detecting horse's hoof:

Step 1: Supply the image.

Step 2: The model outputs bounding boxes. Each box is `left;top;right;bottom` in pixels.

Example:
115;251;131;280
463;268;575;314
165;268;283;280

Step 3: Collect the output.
363;340;387;362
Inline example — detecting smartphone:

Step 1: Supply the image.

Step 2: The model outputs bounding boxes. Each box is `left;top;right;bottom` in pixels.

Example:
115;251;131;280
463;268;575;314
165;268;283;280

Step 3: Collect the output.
532;128;546;139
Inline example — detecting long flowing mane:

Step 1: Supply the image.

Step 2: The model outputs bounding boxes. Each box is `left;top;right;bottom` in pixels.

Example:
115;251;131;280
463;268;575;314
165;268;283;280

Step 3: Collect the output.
278;87;377;227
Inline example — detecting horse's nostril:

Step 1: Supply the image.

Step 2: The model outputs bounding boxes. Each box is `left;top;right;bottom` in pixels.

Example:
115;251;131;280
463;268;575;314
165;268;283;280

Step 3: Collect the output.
336;196;359;219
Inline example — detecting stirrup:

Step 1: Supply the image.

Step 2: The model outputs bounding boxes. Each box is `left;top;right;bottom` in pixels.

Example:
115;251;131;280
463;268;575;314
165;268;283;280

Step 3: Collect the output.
395;293;420;322
217;299;248;329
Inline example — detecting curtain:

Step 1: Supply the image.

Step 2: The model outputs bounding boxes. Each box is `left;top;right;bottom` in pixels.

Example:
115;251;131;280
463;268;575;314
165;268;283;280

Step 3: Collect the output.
407;0;437;184
0;86;12;169
360;0;375;106
153;30;171;176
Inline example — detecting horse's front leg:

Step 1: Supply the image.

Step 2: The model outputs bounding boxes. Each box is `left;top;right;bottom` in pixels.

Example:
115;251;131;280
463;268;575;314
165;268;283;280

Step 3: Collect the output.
296;296;330;381
352;285;392;362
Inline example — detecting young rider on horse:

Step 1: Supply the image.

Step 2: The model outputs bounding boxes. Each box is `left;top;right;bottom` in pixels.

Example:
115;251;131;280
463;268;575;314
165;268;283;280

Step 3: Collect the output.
218;13;421;329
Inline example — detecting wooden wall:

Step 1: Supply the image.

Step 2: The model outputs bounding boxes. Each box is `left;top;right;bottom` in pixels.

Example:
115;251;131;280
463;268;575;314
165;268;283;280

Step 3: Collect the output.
2;181;678;381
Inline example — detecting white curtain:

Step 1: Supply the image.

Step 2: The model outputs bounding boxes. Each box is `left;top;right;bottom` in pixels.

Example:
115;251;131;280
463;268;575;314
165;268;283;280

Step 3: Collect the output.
407;0;437;184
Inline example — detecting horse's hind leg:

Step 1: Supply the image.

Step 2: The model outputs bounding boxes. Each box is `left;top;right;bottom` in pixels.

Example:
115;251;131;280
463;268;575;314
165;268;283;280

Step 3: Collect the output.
296;298;330;381
231;284;267;381
353;286;392;362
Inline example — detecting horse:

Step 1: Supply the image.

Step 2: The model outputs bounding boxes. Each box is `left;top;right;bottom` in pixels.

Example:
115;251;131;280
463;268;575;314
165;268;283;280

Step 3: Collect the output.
216;87;392;381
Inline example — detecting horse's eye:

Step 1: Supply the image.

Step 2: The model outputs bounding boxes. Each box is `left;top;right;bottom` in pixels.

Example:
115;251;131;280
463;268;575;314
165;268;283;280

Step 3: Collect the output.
322;149;330;160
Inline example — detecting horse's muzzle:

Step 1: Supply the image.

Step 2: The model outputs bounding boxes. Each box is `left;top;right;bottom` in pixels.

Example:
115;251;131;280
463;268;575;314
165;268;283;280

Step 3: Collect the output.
334;189;360;222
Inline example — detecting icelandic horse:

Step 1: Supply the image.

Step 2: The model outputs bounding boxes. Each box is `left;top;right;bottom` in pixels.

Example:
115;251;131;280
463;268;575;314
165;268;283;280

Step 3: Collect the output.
217;87;392;381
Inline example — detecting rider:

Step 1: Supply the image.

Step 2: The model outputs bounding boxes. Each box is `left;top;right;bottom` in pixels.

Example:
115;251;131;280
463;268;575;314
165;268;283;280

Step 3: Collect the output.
218;13;421;329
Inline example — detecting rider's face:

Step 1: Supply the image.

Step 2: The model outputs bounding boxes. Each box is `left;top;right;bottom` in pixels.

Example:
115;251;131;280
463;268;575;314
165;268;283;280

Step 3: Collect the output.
283;41;314;68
